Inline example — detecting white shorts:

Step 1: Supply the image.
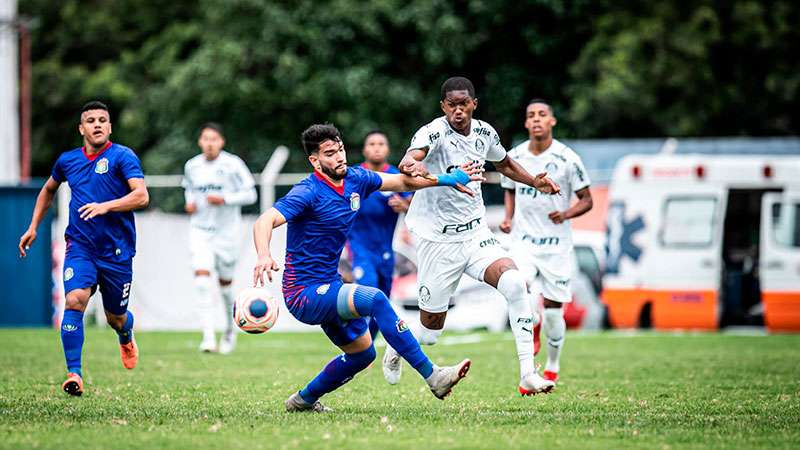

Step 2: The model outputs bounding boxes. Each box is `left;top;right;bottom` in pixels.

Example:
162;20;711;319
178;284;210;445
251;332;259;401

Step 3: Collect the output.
415;227;508;313
510;243;574;303
189;228;238;280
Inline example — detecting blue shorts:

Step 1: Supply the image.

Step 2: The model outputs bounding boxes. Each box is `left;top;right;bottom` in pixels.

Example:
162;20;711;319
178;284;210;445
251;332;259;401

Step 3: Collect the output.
284;281;369;347
63;242;133;315
351;248;394;298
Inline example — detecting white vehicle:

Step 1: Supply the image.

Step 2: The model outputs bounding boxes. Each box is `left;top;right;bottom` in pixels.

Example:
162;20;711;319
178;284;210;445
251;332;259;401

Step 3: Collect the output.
603;154;800;331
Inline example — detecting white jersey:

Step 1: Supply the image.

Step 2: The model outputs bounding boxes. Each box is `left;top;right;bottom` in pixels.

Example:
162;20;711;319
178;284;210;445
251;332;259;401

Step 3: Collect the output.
405;116;507;242
500;139;590;254
182;151;257;239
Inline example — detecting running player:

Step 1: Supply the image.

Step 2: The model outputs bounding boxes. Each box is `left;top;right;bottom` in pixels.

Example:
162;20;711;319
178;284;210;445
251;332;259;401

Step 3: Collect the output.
18;101;149;396
499;99;593;385
253;123;479;412
183;123;257;354
383;77;560;396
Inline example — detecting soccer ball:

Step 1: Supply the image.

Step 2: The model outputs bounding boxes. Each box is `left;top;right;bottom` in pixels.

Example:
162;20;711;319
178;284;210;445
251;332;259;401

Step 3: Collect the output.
233;288;279;334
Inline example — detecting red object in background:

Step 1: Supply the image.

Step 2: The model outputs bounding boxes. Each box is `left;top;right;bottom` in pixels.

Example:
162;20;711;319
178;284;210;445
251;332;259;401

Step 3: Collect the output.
763;165;773;178
695;165;706;179
564;298;587;329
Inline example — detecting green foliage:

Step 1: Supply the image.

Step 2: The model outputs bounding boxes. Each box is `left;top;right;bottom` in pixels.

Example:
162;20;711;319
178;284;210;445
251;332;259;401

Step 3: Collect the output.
1;330;799;449
21;1;800;179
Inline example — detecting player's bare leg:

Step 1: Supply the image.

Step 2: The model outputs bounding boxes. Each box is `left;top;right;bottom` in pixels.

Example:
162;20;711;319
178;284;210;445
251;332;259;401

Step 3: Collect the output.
106;310;138;369
61;288;90;396
218;278;237;354
382;310;447;384
194;269;217;352
484;258;553;395
542;299;565;384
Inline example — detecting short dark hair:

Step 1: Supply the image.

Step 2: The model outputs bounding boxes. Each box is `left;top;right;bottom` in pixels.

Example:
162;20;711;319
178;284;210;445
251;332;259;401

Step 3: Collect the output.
441;76;475;100
363;129;387;144
301;123;342;156
527;98;554;114
80;101;109;121
199;122;225;138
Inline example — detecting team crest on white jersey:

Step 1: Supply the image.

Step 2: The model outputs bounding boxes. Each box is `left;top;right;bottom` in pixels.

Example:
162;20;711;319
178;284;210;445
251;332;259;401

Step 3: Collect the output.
95;158;109;174
545;161;559;173
475;139;485;152
64;267;74;281
350;193;360;211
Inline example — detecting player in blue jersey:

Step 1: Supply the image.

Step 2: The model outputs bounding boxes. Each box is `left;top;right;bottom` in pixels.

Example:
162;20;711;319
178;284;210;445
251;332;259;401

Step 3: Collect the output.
347;130;410;297
18;101;149;396
253;124;482;412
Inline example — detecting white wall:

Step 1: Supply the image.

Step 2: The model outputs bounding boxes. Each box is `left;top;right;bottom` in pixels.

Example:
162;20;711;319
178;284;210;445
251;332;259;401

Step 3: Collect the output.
0;0;19;184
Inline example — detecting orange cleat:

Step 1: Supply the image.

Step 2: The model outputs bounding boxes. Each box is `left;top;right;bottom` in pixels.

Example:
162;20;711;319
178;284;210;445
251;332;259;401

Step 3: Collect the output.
120;338;139;370
62;372;84;396
533;323;541;356
543;370;559;384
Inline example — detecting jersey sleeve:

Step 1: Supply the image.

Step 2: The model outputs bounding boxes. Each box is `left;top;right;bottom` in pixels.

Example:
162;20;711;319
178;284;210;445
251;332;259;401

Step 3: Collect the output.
223;157;258;206
361;168;384;197
485;127;507;162
181;161;195;204
407;123;443;153
119;149;145;179
51;154;66;183
569;152;591;192
273;183;314;222
499;173;515;190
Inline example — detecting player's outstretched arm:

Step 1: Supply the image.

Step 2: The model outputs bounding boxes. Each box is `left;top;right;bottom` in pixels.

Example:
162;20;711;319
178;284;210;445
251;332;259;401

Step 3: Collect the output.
252;207;286;286
378;162;486;196
398;148;431;178
78;178;149;220
19;177;60;258
548;187;593;224
494;156;560;195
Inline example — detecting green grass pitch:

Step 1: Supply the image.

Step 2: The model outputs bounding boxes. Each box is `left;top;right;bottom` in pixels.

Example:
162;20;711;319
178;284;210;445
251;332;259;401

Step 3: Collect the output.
1;329;798;449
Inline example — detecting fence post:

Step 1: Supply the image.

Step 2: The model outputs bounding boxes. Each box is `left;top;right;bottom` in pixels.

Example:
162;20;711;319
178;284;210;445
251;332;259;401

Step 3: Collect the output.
260;146;290;212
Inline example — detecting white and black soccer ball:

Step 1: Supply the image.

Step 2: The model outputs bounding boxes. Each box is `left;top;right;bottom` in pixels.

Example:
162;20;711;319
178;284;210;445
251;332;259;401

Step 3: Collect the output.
233;288;279;334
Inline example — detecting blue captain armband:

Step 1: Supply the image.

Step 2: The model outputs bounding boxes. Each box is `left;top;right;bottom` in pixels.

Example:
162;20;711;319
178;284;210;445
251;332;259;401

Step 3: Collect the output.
436;168;470;187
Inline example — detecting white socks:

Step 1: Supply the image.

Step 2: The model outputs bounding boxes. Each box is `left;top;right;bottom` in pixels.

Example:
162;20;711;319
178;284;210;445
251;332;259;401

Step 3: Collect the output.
417;323;443;345
220;284;234;335
543;307;566;373
496;270;535;379
195;275;215;341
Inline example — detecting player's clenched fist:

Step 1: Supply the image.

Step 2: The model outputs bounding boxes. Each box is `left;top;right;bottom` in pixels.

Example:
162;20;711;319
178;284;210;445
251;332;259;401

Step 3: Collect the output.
533;172;560;195
399;159;430;178
253;253;280;286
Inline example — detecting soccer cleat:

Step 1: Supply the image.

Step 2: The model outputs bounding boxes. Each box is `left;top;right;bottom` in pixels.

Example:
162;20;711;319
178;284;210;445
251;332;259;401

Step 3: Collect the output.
62;372;84;396
199;335;217;353
518;372;555;396
543;370;559;384
219;331;237;355
284;392;333;413
120;338;139;370
533;322;541;356
426;359;471;400
382;345;402;385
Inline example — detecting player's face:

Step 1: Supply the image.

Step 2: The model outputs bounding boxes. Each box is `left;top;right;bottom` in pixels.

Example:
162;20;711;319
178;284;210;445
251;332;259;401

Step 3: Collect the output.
198;128;225;160
362;134;389;165
78;109;112;149
312;137;348;181
441;90;477;133
525;103;556;139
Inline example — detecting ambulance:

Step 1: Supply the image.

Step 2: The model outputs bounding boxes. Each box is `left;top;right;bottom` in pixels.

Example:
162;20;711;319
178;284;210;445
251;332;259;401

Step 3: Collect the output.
603;154;800;331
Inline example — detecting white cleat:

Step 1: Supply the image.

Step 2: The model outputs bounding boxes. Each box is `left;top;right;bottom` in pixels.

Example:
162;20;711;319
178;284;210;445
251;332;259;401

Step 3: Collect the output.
199;334;217;353
382;345;402;385
426;359;471;400
285;392;333;413
219;331;237;355
518;372;555;396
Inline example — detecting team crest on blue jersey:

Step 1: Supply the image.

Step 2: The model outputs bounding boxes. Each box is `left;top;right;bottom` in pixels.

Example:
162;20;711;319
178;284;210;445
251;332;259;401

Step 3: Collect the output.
64;267;74;281
396;318;409;333
350;193;360;211
95;158;109;174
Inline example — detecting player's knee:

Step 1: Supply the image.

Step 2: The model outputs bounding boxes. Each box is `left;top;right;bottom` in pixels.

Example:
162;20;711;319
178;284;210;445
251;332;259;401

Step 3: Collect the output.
351;285;388;317
349;345;377;370
496;269;527;302
418;324;443;345
64;292;89;311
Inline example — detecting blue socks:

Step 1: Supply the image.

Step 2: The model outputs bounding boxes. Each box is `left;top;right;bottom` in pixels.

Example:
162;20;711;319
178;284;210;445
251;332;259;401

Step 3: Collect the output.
60;309;85;376
352;286;434;378
299;346;376;404
116;311;134;344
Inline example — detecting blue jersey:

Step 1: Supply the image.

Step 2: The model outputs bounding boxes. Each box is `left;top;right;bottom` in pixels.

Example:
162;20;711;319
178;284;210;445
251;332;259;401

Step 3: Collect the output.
273;166;383;297
347;163;410;254
51;142;145;259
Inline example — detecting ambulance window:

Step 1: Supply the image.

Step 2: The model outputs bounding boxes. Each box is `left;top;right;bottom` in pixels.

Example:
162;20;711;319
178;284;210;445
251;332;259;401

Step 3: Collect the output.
661;197;717;247
772;202;800;248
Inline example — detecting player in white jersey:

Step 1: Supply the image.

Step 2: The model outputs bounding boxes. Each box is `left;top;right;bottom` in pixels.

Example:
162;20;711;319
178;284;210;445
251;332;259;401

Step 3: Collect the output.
182;123;257;354
499;99;593;385
382;77;561;396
